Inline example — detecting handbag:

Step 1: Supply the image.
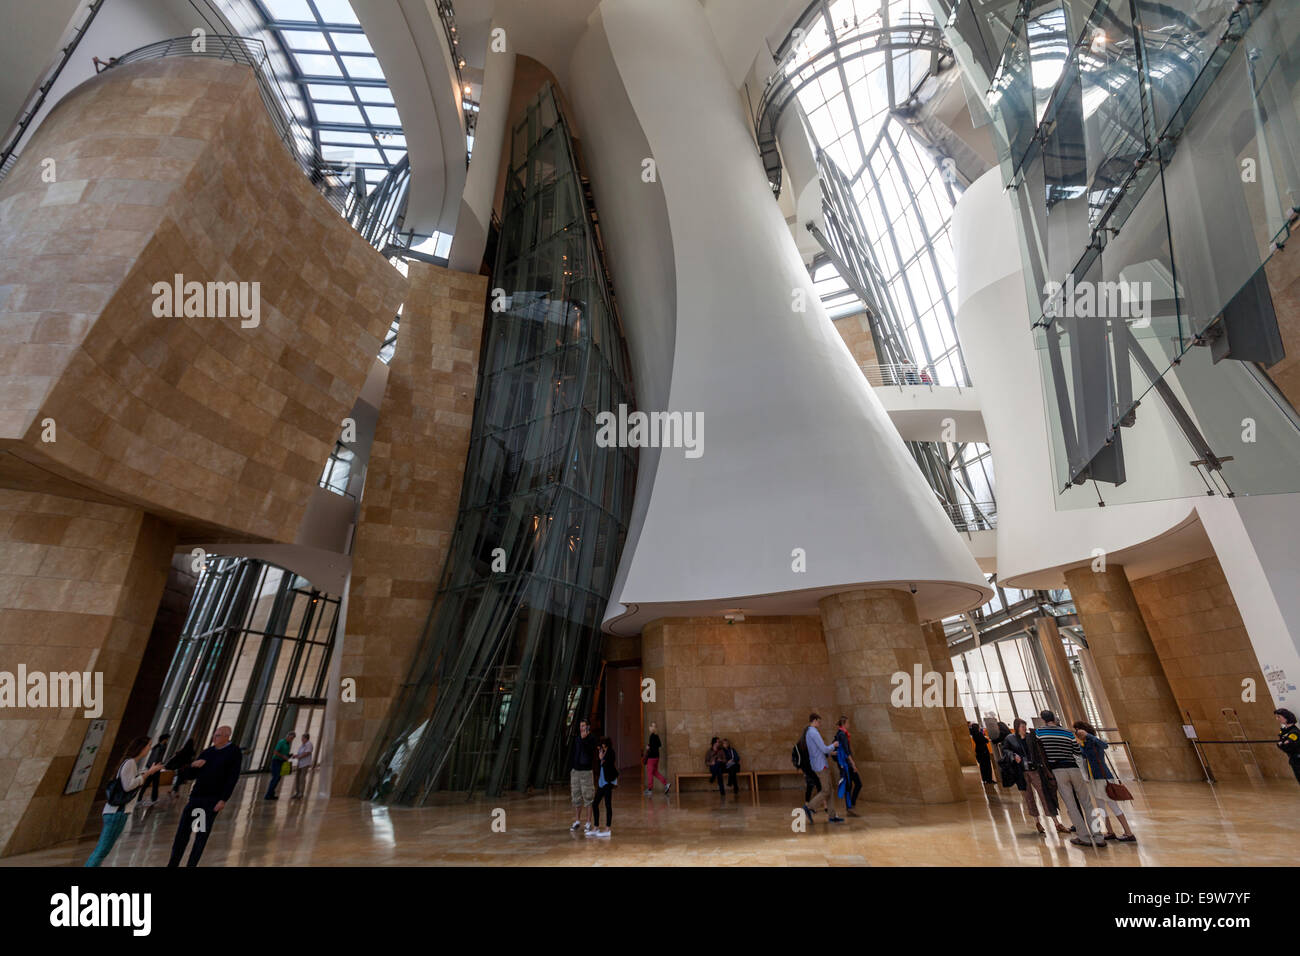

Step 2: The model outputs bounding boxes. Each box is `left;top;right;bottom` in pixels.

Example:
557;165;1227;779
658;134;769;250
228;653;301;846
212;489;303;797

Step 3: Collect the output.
1103;752;1132;801
280;759;293;777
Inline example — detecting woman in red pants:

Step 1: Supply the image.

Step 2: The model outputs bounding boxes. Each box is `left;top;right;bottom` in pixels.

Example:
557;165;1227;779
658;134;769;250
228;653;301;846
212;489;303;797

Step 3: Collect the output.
643;722;670;794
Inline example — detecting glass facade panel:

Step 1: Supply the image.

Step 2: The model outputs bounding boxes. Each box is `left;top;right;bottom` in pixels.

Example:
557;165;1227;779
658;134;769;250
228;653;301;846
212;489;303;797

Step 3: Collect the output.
366;85;637;801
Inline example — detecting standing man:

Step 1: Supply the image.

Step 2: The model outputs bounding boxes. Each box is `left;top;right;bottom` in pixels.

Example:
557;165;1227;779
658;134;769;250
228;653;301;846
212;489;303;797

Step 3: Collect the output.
833;717;862;811
141;732;170;806
1036;710;1104;848
167;725;242;867
264;731;295;800
567;718;597;833
291;732;314;799
803;713;843;824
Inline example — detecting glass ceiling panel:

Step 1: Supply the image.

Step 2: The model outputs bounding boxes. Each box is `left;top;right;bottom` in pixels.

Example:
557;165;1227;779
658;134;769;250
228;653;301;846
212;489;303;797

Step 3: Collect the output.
236;0;408;180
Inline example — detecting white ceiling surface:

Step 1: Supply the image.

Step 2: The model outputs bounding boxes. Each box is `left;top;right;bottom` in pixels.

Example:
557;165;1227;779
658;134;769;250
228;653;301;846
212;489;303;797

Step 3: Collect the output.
351;0;466;235
586;0;990;632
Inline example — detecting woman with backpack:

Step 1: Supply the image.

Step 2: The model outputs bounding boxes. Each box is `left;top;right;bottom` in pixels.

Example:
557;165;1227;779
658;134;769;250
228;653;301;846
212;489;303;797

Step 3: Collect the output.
85;735;165;867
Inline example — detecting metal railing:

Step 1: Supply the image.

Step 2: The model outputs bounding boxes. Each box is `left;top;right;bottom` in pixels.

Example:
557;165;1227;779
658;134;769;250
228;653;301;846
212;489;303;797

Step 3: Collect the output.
861;361;971;389
942;500;997;533
434;0;476;167
0;0;107;185
107;36;364;219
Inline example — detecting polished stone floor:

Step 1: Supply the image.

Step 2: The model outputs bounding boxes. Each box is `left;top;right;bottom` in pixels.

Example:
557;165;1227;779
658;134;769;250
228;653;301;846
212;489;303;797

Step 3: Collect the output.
5;766;1297;867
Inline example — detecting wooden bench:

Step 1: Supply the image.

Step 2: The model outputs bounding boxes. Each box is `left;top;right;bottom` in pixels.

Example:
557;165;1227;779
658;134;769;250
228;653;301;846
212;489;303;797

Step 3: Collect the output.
753;769;807;792
673;769;756;797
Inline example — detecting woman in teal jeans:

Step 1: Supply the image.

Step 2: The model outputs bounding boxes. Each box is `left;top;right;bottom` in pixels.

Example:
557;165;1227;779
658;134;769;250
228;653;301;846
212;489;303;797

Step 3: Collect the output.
1073;721;1137;843
85;735;165;867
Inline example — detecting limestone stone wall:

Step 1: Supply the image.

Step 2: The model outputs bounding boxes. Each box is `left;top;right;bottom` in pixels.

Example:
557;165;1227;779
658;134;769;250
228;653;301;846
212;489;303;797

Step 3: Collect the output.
1130;556;1286;779
832;312;879;368
1064;565;1203;781
331;263;488;796
0;489;174;856
641;615;835;787
820;590;965;803
0;57;406;544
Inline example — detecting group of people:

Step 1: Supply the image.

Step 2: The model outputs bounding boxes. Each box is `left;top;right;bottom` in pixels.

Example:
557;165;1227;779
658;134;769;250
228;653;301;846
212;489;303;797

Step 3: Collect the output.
973;711;1136;847
264;731;315;800
704;736;742;798
86;723;316;867
567;718;620;838
796;713;861;825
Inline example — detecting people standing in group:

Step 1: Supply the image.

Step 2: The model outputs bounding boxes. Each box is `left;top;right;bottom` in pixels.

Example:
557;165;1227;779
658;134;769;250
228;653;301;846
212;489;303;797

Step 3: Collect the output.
970;723;994;784
719;738;742;798
85;735;165;867
1036;710;1104;848
291;732;314;799
165;736;197;797
802;713;843;824
568;718;598;833
167;725;242;867
589;737;618;838
264;731;295;800
1073;721;1136;842
141;732;171;806
834;717;862;811
644;722;670;794
1276;708;1300;785
1001;718;1067;835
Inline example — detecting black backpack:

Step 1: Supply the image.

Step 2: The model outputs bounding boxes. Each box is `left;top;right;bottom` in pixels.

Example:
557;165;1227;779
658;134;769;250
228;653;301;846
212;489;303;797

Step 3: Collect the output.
104;760;138;809
791;732;809;770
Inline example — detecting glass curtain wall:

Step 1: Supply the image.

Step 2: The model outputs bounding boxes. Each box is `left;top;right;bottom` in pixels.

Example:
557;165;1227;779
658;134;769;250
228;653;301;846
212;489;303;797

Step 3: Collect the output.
366;84;637;803
151;556;338;772
941;0;1300;501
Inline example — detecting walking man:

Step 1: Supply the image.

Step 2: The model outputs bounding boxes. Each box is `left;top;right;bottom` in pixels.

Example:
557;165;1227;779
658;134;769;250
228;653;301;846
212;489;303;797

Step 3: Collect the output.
167;725;242;867
803;713;843;824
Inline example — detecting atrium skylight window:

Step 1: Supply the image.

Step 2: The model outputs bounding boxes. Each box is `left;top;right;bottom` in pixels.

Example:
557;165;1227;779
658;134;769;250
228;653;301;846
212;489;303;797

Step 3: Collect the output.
241;0;406;187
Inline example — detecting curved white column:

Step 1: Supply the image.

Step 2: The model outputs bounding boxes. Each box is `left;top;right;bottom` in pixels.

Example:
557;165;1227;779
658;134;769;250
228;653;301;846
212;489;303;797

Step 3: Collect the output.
449;22;515;272
953;169;1204;586
570;0;990;632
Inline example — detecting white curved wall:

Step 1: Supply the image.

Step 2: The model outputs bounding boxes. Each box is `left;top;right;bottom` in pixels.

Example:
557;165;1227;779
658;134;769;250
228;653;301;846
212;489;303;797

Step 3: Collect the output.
573;0;990;631
954;169;1207;586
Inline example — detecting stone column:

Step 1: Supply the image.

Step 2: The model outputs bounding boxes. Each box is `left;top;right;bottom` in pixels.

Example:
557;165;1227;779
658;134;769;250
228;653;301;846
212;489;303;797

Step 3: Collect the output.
819;590;965;804
330;263;488;797
1033;614;1087;725
921;620;976;767
0;489;176;857
1063;565;1202;780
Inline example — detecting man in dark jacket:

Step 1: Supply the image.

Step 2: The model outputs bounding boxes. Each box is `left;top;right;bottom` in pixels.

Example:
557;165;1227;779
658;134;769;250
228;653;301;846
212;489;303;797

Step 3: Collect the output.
167;725;242;867
567;718;597;833
1004;719;1065;835
141;732;170;806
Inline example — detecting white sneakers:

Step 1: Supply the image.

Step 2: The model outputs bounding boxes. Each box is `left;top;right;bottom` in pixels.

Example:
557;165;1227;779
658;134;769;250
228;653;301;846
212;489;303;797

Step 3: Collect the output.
585;827;611;838
569;820;581;831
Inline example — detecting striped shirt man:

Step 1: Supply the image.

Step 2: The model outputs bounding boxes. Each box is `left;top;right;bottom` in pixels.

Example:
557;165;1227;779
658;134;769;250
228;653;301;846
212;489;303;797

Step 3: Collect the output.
1035;725;1082;769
